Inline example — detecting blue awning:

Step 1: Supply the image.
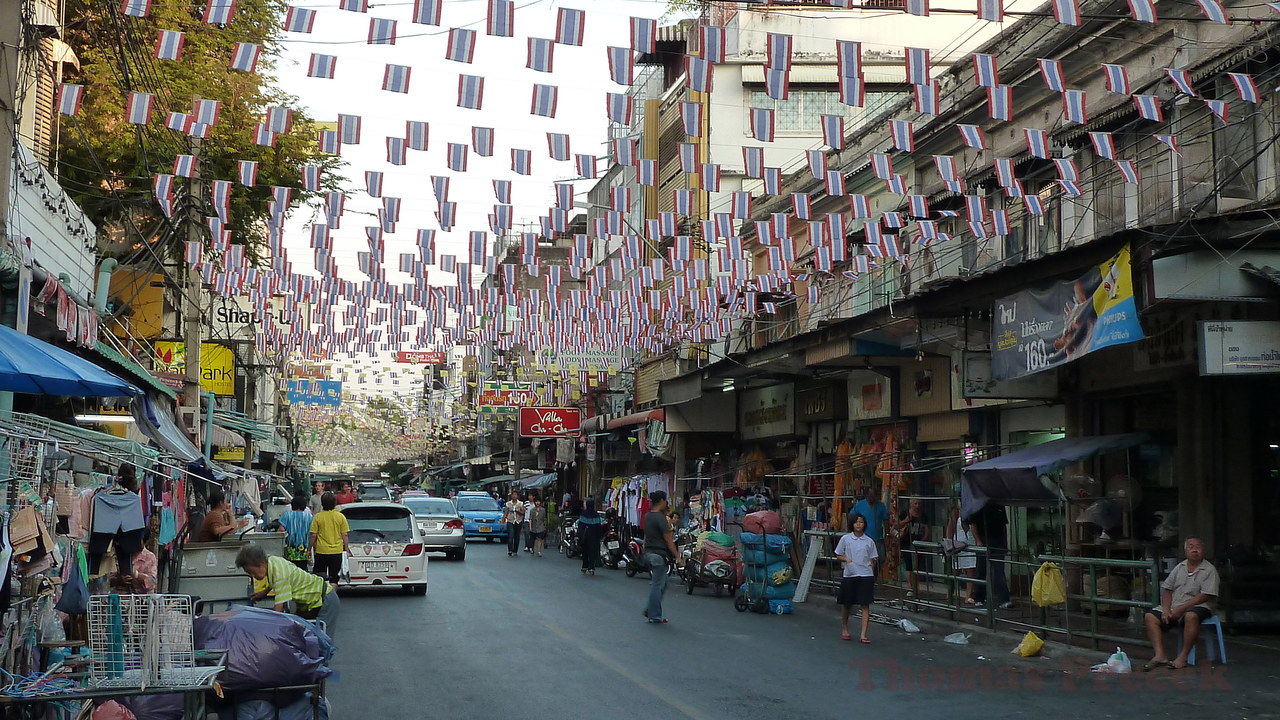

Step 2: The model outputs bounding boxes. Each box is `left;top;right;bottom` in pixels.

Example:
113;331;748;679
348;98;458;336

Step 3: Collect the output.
132;396;203;463
0;324;140;397
961;433;1149;517
512;472;557;490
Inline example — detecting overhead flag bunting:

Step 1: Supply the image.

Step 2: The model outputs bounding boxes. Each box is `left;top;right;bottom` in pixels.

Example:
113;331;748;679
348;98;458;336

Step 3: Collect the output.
382;64;411;93
120;0;151;18
308;54;337;79
527;38;554;72
230;42;262;72
556;7;584;45
447;29;476;63
203;0;236;24
368;18;397;45
285;6;316;32
487;0;515;37
155;30;185;60
630;16;656;53
458;74;484;108
57;83;83;116
126;92;154;125
412;0;441;25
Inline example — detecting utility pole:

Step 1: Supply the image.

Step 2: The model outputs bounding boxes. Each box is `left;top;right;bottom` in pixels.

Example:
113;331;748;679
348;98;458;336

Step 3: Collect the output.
182;137;205;442
510;413;520;488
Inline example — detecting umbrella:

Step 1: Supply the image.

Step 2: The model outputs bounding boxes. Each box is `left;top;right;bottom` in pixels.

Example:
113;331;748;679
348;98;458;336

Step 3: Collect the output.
0;325;141;397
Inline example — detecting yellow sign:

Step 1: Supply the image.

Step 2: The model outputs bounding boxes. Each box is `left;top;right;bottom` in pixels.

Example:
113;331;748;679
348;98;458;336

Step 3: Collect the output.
213;445;245;462
154;342;236;396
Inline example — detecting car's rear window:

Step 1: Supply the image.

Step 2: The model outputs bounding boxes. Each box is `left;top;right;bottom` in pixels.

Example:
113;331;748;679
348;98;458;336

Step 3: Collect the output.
343;507;413;542
455;497;500;512
358;486;391;500
405;499;455;516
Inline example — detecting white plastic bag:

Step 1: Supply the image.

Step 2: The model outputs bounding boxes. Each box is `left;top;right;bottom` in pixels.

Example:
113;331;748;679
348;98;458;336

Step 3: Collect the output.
897;619;921;633
943;632;970;645
1091;647;1132;673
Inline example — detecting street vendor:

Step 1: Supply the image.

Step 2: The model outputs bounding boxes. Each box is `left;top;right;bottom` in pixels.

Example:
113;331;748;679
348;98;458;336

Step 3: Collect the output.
236;544;341;635
195;490;250;542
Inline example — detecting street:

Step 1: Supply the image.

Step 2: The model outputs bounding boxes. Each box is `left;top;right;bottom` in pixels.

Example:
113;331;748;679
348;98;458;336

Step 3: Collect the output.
326;540;1252;720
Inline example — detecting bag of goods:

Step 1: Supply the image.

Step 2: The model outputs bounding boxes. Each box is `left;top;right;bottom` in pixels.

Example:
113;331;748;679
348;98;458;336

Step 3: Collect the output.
739;531;765;547
741;581;797;601
703;559;735;580
194;607;334;693
742;548;789;566
764;535;793;555
745;561;794;587
768;599;794;615
701;540;737;564
742;510;782;535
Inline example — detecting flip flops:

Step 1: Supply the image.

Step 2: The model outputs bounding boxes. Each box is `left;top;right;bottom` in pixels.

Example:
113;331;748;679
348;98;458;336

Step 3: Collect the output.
860;638;871;644
841;632;852;641
1142;660;1172;672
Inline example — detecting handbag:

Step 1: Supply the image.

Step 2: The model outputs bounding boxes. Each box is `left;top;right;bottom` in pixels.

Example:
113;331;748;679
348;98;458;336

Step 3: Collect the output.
942;538;969;555
56;546;89;615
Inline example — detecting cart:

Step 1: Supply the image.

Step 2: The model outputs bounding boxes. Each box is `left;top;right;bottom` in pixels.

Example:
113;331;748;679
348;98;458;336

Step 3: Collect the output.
734;530;795;615
680;544;738;597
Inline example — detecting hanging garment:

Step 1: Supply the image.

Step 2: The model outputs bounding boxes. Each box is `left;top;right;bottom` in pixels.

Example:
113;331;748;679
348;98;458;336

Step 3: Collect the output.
88;491;145;574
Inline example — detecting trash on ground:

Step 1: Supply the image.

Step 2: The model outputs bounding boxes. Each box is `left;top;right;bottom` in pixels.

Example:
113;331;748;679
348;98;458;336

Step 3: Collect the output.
943;632;970;645
1012;631;1045;657
897;619;921;633
1090;647;1132;673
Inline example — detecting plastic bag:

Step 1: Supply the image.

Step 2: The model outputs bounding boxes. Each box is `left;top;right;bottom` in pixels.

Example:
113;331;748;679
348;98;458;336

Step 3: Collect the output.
897;619;921;633
1032;562;1067;607
56;546;89;615
121;694;184;720
1107;647;1131;673
742;510;782;534
943;632;970;645
1012;631;1044;657
194;606;334;692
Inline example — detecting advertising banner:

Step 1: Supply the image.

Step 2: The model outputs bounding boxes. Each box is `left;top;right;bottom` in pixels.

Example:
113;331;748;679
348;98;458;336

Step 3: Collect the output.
287;379;343;407
518;407;582;437
477;381;541;415
154;341;236;396
991;245;1145;380
395;350;446;364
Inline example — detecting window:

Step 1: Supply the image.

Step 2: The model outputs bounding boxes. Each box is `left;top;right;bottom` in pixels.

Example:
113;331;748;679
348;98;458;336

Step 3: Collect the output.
342;507;414;543
455;496;501;512
404;499;456;517
1214;79;1258;202
1138;135;1175;225
1178;111;1214;213
1093;159;1126;236
748;88;906;133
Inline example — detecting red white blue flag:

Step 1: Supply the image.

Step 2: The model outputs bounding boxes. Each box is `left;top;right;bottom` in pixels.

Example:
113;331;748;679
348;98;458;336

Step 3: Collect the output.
905;47;931;85
458;74;484;108
472;126;494;156
890;119;914;152
807;149;827;180
765;69;789;101
237;160;258;186
254;123;275;147
576;154;597;179
57;84;83;116
973;53;999;88
121;0;151;18
1195;0;1229;23
172;154;196;178
338;113;360;143
871;152;893;180
1052;0;1081;25
494;180;511;203
822;115;845;149
1062;89;1087;123
194;99;220;126
914;82;938;114
203;0;236;24
382;64;411;93
1038;58;1065;91
556;8;584;45
512;148;532;175
340;0;367;12
1025;128;1050;158
606;93;633;124
638;159;656;185
686;57;712;92
1133;94;1163;121
1154;134;1181;155
1205;98;1229;123
531;84;558;117
1228;72;1260;102
987;85;1013;121
365;171;384;197
1102;64;1130;94
368;18;397;44
447;29;476;63
307;54;336;78
742;146;764;178
1128;0;1157;22
285;6;315;32
749;108;774;142
265;105;291;133
127;92;154;124
1115;160;1140;184
431;175;450;201
231;42;261;72
547;132;571;160
387;137;407;165
630;17;656;53
836;41;861;79
608;47;633;85
413;0;441;25
487;0;514;37
701;26;726;63
678;142;697;173
406;120;428;150
978;0;1003;21
681;101;702;136
527;38;554;72
156;30;184;60
154;174;175;217
700;163;721;192
824;170;845;196
766;33;792;71
614;138;637;165
302;165;321;191
1165;68;1196;96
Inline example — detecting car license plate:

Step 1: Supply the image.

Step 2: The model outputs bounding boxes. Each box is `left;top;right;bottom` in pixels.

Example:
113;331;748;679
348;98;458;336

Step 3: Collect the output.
479;526;492;532
424;522;438;530
365;562;392;572
606;541;620;550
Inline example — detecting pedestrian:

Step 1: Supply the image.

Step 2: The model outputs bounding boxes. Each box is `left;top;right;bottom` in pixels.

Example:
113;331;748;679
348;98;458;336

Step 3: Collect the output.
851;485;890;569
972;501;1012;609
530;498;547;557
946;505;978;605
835;513;878;643
334;483;357;506
576;498;604;574
524;493;536;553
280;495;314;570
309;492;349;586
309;482;325;514
642;491;680;624
503;491;525;557
896;499;931;597
238;544;340;636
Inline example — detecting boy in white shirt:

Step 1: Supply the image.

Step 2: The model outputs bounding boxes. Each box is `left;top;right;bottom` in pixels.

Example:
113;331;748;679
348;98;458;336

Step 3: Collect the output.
834;513;878;643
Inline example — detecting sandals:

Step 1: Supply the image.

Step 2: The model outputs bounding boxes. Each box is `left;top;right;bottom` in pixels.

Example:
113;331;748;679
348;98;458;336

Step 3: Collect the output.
841;632;852;641
860;638;871;644
964;598;977;606
1142;660;1172;672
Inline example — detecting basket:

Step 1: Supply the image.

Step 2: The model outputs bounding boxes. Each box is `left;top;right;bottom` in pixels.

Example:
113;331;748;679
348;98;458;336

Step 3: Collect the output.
87;594;223;689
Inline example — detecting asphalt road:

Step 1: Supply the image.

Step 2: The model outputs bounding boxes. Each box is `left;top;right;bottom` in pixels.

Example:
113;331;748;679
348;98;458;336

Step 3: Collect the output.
325;538;1252;720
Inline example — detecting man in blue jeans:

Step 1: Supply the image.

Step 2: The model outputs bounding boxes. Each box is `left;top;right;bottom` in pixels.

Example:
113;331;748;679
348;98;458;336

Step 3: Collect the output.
642;491;680;624
851;485;890;570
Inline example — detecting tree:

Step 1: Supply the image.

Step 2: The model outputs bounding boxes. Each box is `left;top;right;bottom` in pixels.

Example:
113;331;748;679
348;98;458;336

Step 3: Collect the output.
58;0;342;263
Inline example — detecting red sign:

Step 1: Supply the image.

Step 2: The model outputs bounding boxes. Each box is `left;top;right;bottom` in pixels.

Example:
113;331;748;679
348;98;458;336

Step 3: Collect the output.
518;407;582;438
396;351;446;364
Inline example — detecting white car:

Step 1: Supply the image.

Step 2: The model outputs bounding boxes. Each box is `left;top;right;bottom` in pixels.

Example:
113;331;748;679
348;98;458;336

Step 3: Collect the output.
339;502;428;595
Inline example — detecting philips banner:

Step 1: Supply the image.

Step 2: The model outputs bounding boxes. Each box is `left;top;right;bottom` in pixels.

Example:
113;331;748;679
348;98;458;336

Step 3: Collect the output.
991;245;1145;380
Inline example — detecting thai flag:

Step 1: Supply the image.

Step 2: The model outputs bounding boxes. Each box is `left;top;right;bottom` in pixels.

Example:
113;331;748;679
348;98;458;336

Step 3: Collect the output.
606;93;633;125
576;154;598;178
364;171;384;197
977;0;1003;21
386;137;407;165
886;174;908;195
957;124;985;149
608;47;633;85
821;115;845;149
556;7;584;45
1128;0;1157;22
1053;158;1079;181
1165;68;1196;96
493;179;511;203
447;29;476;63
153;174;173;214
836;40;861;79
724;191;750;220
267;105;293;133
770;213;788;239
906;194;928;218
307;53;336;78
659;212;677;237
472;126;494;156
301;165;321;191
412;0;441;25
826;213;847;243
512;148;532;175
678;142;697;173
711;212;733;239
631;158;653;186
681;101;703;136
338;114;360;143
184;241;202;266
906;0;929;16
531;84;559;117
765;69;789;101
555;182;575;210
446;143;468;171
1228;72;1260;103
487;0;514;36
120;0;151;18
850;194;871;218
987;85;1013;121
57;84;83;116
917;220;939;240
1133;94;1163;121
1023;195;1044;216
673;190;693;215
964;195;987;223
527;37;554;72
1196;0;1230;23
318;130;340;154
1154;134;1181;155
1052;0;1081;25
458;74;484;109
254;123;274;147
611;186;633;212
339;0;366;12
614;138;637;165
405;120;427;150
806;149;827;180
973;53;999;88
1062;89;1087;124
431;175;449;201
792;194;812;220
1205;98;1229;124
1102;64;1130;94
905;47;931;85
701;26;726;63
686;57;712;92
127;92;154;124
271;186;291;212
193;99;220;127
547;132;570;160
1115;160;1140;184
285;6;315;32
172;154;196;178
869;152;893;180
700;163;721;192
238;160;257;186
630;17;656;53
1038;58;1065;91
991;209;1010;236
914;82;938;114
883;212;906;229
1025;128;1050;158
231;43;261;72
749;108;774;142
967;220;989;239
766;33;792;70
382;64;410;93
156;30;184;60
211;180;232;222
204;0;236;23
368;17;397;44
994;158;1017;189
437;202;456;230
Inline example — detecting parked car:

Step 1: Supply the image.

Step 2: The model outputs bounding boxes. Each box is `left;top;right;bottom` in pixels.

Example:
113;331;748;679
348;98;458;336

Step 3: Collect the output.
453;492;506;540
339;502;428;595
357;482;392;503
403;496;466;560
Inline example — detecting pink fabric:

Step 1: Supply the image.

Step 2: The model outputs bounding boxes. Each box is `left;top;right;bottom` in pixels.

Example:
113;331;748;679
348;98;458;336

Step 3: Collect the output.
69;488;95;540
131;549;158;593
93;701;137;720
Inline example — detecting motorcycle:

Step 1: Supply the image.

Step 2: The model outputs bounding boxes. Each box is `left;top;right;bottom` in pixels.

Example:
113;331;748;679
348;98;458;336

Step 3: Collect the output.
601;514;624;569
621;535;651;578
560;517;580;559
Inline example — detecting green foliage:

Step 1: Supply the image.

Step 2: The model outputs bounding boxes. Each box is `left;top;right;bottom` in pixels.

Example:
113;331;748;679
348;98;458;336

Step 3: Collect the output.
58;0;342;262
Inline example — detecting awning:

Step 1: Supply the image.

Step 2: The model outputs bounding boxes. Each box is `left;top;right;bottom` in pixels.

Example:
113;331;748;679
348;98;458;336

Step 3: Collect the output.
211;424;245;448
131;396;203;463
511;472;557;490
606;409;664;430
468;470;544;488
0;324;141;397
92;343;176;399
961;433;1149;518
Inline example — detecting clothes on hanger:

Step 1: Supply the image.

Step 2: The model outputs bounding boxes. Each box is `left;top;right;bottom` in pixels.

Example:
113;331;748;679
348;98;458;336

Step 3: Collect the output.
88;489;145;574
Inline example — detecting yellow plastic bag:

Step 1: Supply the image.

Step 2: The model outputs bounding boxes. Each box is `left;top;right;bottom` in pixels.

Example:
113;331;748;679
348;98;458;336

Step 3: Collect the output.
1013;631;1045;657
1032;562;1066;607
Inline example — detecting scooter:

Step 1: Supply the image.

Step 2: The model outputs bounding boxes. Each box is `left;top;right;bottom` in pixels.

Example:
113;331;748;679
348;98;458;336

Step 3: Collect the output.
560;517;580;559
601;515;624;569
622;534;651;578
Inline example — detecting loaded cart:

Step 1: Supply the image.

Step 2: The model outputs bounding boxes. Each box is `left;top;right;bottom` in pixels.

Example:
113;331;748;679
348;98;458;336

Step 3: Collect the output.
735;530;798;614
679;530;740;597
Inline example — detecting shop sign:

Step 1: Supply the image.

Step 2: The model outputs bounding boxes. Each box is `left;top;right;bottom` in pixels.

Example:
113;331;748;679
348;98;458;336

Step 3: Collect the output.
287;379;343;407
1134;313;1195;372
211;296;256;340
518;407;582;437
396;351;446;364
991;245;1145;380
535;347;630;372
154;341;236;396
477;381;541;415
847;370;892;421
585;441;597;462
797;384;846;422
958;352;1058;400
152;370;186;391
1198;321;1280;375
213;445;245;462
739;383;795;440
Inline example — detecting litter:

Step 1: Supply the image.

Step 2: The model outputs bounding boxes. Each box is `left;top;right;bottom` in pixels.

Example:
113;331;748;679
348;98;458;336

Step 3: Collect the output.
897;619;921;633
943;632;970;645
1012;631;1044;657
1090;647;1132;673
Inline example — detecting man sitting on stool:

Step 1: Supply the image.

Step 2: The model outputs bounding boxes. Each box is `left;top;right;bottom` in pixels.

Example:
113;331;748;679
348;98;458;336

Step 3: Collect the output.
1143;536;1219;670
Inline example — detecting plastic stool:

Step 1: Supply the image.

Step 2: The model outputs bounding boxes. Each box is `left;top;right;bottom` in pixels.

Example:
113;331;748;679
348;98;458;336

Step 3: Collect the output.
1179;614;1227;665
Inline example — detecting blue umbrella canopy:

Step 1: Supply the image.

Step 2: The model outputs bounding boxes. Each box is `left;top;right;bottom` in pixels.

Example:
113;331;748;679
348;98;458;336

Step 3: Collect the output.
0;325;141;397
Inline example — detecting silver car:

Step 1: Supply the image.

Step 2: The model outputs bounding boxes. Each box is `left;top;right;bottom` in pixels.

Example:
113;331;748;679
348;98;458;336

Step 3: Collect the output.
403;497;467;561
